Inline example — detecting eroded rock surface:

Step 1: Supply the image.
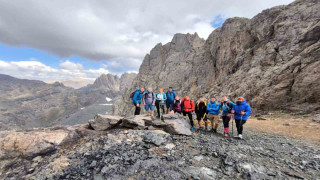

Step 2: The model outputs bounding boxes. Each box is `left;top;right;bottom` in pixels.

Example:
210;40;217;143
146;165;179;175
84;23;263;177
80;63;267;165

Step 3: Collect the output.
113;0;320;116
1;123;319;180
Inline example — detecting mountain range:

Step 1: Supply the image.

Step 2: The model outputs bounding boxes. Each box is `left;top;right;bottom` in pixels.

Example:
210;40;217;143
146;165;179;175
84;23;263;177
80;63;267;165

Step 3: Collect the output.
0;73;136;130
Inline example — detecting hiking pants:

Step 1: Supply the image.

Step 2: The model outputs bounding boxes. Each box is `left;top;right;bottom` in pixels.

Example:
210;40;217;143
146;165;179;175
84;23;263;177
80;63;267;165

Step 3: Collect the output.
222;115;231;128
235;119;246;135
183;111;194;127
134;103;141;115
155;100;165;117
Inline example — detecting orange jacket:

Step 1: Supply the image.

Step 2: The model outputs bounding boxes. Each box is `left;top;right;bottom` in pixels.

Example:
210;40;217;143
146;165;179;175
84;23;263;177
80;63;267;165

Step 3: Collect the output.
182;97;195;112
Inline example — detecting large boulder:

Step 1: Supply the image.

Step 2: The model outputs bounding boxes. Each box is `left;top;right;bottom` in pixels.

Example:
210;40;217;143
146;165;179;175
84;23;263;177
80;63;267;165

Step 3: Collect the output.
89;114;123;131
0;129;77;159
121;115;147;129
163;119;192;136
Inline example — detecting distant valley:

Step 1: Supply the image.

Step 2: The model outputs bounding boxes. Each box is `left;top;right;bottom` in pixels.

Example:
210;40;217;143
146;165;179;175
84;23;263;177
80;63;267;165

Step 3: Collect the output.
0;73;136;130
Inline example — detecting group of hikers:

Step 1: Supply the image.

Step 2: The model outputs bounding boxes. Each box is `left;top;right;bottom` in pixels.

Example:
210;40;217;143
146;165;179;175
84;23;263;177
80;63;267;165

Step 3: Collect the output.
131;87;251;139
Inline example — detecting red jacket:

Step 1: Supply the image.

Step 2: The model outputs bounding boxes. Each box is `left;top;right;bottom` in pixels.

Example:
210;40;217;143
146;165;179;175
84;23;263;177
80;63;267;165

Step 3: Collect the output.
182;97;195;112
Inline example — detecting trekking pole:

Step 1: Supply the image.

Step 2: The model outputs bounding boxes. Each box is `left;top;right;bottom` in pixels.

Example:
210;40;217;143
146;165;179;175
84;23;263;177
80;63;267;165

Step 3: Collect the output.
232;115;234;136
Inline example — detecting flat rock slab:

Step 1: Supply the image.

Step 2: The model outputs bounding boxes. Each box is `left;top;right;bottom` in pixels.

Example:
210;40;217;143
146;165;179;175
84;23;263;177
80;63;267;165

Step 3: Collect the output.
89;114;123;131
0;130;72;159
122;116;146;129
164;119;192;136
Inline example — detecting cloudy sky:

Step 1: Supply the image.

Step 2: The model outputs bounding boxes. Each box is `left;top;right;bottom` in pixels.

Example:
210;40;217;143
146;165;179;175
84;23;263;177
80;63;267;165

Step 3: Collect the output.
0;0;294;81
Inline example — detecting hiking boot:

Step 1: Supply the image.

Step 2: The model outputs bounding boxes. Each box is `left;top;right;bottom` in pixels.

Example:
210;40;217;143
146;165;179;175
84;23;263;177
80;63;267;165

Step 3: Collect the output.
190;127;194;131
151;116;155;120
224;133;229;138
238;134;243;139
212;129;217;133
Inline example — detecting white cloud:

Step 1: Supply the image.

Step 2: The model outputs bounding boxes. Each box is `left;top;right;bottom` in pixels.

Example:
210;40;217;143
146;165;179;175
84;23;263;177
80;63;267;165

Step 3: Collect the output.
0;60;109;81
0;0;294;73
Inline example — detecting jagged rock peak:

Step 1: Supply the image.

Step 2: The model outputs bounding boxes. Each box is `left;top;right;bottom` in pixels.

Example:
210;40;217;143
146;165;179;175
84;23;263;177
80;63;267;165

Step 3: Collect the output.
92;73;120;91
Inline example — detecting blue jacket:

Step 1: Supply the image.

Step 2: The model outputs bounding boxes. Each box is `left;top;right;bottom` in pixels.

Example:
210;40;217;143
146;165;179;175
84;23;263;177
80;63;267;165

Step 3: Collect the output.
221;100;235;115
207;101;220;115
132;89;144;104
166;90;176;102
232;99;251;121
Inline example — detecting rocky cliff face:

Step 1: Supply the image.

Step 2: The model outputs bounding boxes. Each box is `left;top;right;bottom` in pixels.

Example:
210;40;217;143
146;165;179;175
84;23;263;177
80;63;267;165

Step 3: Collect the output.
114;0;320;116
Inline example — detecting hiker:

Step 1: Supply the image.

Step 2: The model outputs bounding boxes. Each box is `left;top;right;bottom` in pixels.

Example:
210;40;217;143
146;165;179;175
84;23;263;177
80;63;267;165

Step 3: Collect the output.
172;96;182;114
132;87;145;115
195;98;207;130
231;97;252;139
142;88;156;117
155;88;167;118
207;97;221;133
165;87;176;113
182;96;195;131
221;96;235;137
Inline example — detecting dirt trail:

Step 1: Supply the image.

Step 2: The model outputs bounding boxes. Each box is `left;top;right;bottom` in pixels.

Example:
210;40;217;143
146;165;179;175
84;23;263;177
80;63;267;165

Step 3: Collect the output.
246;113;320;145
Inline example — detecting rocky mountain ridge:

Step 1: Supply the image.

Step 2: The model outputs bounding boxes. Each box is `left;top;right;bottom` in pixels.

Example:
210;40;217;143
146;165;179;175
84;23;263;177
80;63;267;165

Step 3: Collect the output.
0;73;136;130
113;0;320;116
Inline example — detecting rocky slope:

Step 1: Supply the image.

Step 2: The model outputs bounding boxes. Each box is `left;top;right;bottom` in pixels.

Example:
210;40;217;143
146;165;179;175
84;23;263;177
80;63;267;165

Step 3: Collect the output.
0;115;319;179
46;78;93;89
0;73;136;130
0;74;80;130
113;0;320;116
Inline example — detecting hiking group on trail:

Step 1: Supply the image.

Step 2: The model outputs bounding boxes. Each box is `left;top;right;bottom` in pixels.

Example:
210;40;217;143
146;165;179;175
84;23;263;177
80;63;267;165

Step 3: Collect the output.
131;87;252;139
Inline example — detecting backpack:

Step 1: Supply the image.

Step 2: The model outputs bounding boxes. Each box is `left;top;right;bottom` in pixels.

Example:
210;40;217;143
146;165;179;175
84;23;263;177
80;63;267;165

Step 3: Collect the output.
130;90;139;99
182;100;193;110
144;92;155;100
222;101;232;113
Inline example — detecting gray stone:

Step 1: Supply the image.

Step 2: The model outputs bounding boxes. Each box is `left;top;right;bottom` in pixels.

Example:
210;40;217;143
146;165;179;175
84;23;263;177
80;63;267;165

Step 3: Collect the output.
182;166;216;180
89;114;123;131
163;119;192;136
121;116;146;129
313;114;320;123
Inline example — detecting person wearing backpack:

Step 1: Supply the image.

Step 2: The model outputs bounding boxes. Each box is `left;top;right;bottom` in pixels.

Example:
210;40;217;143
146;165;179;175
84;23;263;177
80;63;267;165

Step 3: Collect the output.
172;96;182;114
132;87;145;115
220;96;235;137
195;98;207;130
155;88;167;118
207;97;221;133
142;87;156;118
182;95;195;131
165;87;176;114
231;97;252;139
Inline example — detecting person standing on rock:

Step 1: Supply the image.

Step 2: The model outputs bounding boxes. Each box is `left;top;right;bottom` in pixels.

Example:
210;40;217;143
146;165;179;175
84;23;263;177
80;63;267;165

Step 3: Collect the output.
142;88;156;118
165;87;176;114
231;97;252;139
132;88;145;115
182;96;195;131
155;88;167;118
195;97;207;130
221;96;235;137
207;97;221;133
172;96;182;114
